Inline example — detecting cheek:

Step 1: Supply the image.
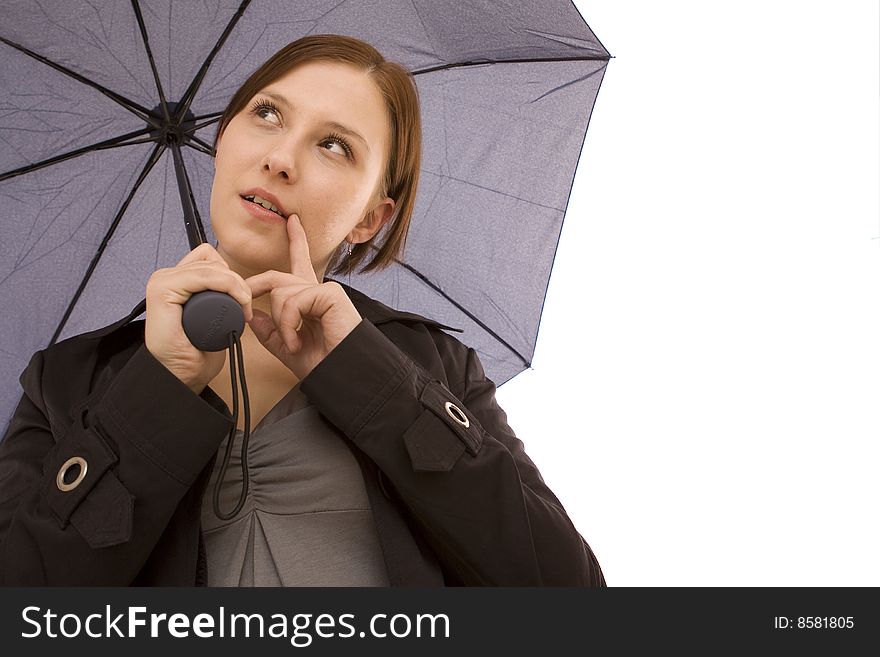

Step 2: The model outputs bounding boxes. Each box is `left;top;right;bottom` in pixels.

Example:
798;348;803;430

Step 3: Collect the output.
210;153;233;209
308;181;365;224
304;213;345;246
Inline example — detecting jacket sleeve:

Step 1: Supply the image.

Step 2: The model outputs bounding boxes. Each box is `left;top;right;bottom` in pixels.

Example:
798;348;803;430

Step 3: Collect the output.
0;344;232;585
300;319;606;586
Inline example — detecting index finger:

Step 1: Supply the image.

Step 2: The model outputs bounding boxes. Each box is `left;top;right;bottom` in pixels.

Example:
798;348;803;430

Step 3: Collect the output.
286;214;318;283
176;242;226;267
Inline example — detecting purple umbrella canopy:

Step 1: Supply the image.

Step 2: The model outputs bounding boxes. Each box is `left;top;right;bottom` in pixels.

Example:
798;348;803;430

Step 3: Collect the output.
0;0;610;435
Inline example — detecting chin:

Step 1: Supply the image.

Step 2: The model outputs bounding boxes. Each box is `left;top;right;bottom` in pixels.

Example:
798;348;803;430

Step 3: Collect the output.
216;235;278;272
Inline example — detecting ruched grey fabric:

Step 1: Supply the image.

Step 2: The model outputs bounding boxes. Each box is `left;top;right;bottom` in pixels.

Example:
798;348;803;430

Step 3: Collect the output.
200;384;389;587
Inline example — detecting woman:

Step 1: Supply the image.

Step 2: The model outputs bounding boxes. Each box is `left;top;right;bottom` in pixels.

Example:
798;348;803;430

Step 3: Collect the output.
0;35;605;586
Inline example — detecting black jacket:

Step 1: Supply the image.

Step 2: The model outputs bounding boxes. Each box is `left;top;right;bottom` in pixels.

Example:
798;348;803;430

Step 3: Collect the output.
0;282;605;586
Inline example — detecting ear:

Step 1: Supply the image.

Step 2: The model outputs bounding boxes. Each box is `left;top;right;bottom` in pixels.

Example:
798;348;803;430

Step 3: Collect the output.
349;197;396;243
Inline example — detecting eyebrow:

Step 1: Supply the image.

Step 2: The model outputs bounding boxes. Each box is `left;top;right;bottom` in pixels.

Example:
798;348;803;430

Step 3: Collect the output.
260;90;371;154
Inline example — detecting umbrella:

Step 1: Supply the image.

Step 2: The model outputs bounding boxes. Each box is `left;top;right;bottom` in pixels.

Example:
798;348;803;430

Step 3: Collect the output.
0;0;610;436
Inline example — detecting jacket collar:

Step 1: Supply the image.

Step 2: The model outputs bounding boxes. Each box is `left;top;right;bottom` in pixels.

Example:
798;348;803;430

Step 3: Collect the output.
329;279;462;333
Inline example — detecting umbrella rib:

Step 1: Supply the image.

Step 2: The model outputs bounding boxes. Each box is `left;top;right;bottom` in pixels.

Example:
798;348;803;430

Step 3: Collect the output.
529;65;607;103
189;114;223;154
411;55;609;76
393;258;531;368
192;114;222;133
422;171;564;213
130;0;171;125
176;0;253;122
0;127;156;182
0;34;160;127
185;137;216;156
50;142;167;346
105;136;161;147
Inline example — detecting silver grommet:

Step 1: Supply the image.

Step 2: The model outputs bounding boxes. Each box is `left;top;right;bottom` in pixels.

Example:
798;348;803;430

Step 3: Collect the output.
444;402;470;428
56;457;88;492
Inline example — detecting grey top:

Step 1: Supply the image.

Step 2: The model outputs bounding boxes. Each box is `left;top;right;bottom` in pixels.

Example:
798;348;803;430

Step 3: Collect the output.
200;384;390;587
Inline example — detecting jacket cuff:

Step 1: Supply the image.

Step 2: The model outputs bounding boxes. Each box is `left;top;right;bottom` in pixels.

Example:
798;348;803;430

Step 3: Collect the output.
300;319;415;437
93;344;233;486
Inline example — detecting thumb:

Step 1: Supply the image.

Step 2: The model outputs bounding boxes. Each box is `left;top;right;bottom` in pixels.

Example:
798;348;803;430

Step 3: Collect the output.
247;308;300;357
247;309;276;345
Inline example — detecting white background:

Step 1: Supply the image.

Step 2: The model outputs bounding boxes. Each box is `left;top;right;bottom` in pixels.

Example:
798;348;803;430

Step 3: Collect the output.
495;0;880;585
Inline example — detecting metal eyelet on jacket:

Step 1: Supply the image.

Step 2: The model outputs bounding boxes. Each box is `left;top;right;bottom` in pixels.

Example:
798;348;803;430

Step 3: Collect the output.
56;456;88;492
444;401;470;428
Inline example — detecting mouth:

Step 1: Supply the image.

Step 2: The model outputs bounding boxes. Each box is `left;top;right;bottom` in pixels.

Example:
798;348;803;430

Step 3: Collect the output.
241;194;287;220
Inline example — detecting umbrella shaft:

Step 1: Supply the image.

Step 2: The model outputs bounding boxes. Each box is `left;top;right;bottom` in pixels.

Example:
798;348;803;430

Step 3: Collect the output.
170;142;205;249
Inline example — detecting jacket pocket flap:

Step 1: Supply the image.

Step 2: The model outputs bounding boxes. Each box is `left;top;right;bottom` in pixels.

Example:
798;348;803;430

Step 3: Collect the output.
47;420;119;528
418;380;484;456
403;409;467;472
69;471;134;549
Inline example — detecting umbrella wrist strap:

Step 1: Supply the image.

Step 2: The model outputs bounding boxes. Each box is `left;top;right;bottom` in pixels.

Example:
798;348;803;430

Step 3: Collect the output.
212;331;250;521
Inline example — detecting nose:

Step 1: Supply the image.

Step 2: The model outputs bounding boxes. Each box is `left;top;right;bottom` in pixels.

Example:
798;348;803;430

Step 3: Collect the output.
261;142;296;181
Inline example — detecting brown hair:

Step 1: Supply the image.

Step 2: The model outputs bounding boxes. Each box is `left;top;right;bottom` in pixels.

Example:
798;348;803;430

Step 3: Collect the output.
213;35;421;276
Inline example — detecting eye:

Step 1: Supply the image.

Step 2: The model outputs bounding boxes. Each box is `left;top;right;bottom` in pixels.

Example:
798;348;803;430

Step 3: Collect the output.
247;97;355;161
248;98;281;125
320;132;354;160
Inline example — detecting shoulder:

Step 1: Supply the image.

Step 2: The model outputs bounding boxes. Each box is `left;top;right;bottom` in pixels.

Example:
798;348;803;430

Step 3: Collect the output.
20;301;147;425
332;280;474;392
38;301;146;373
332;280;461;334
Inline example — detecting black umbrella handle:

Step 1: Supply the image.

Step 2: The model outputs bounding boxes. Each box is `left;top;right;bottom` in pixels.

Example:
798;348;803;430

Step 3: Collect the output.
182;290;252;521
181;290;245;352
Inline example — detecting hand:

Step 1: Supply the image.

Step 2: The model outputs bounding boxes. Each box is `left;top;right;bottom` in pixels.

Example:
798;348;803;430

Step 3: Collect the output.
245;214;363;380
145;243;254;394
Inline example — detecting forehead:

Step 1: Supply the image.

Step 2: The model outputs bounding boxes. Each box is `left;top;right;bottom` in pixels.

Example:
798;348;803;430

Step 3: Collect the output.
258;61;390;149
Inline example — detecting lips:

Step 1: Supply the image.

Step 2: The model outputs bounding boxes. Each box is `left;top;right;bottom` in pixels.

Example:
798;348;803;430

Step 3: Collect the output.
239;187;288;219
239;195;286;224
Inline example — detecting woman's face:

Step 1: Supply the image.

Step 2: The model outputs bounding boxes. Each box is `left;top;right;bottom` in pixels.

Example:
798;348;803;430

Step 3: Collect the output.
210;60;395;279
